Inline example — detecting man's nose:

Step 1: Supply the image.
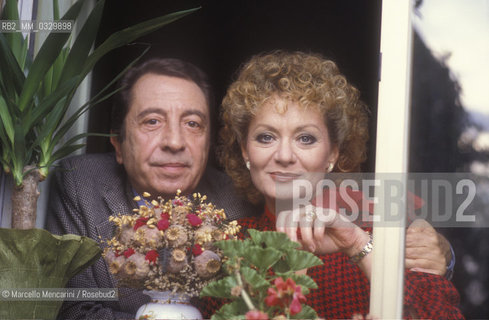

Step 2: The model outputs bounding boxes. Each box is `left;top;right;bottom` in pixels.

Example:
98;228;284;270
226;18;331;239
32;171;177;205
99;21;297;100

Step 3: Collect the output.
161;122;185;152
274;139;295;165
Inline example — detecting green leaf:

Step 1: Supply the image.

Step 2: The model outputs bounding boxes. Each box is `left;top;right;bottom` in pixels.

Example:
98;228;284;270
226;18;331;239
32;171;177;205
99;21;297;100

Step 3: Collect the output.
214;239;252;258
53;0;61;20
57;0;106;87
79;7;200;82
49;144;85;164
0;33;26;99
211;300;248;320
290;304;318;320
283;249;323;271
12;122;26;186
2;0;24;67
240;267;269;289
18;0;85;112
248;229;300;251
0;95;15;144
23;76;80;134
243;246;282;271
287;274;318;295
270;258;290;274
200;276;237;299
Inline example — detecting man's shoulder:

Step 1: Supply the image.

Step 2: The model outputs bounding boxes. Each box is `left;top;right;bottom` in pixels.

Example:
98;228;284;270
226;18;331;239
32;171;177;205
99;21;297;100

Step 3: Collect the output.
55;152;125;184
58;152;117;167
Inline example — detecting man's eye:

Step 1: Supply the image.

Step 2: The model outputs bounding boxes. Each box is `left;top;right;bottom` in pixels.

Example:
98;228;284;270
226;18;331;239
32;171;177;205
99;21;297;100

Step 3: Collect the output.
298;135;316;145
145;119;159;126
256;134;274;143
187;121;201;128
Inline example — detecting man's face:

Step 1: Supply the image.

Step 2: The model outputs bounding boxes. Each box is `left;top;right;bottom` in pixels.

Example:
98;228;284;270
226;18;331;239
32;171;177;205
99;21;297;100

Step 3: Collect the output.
111;73;210;198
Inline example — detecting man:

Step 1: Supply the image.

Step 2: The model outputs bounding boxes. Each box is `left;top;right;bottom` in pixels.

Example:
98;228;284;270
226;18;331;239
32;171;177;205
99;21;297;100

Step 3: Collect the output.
46;58;454;319
46;58;259;318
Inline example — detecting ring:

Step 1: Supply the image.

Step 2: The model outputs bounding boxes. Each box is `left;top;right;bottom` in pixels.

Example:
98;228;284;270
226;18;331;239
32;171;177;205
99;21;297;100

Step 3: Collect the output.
304;207;316;222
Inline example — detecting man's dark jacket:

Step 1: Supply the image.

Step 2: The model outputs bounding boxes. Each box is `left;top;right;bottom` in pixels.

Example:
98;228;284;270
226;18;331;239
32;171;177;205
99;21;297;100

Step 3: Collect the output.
45;153;259;319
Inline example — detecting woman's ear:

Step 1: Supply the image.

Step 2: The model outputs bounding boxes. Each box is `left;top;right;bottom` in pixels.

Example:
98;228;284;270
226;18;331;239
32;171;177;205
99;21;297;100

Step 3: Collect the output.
328;146;340;170
241;142;249;163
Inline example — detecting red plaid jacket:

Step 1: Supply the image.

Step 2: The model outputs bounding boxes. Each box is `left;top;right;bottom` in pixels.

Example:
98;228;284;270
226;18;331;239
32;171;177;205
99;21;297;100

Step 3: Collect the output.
198;207;464;319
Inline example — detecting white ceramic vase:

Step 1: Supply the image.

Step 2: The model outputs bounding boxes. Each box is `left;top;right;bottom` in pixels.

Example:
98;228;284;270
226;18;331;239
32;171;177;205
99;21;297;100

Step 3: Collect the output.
135;290;203;320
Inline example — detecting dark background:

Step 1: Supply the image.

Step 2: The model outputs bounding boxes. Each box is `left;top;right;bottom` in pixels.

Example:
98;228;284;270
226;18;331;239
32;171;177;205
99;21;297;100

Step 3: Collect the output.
87;0;381;172
86;0;487;318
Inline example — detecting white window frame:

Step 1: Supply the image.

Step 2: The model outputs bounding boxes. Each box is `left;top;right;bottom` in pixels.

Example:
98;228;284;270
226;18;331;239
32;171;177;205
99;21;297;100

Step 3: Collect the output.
370;0;413;318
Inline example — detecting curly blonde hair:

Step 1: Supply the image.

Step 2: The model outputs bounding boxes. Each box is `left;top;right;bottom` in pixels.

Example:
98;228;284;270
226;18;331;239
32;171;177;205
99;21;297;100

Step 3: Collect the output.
219;51;369;204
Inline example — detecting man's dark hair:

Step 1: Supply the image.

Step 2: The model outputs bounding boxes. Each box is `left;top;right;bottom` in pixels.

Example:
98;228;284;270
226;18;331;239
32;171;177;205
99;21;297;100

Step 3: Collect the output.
111;58;214;140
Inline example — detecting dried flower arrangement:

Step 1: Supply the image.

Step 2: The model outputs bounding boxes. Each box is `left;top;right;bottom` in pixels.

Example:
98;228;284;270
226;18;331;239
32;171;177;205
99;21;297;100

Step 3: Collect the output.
103;191;240;297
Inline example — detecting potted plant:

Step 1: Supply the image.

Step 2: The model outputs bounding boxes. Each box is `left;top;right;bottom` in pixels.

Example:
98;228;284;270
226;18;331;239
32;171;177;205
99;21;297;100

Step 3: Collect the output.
0;0;197;318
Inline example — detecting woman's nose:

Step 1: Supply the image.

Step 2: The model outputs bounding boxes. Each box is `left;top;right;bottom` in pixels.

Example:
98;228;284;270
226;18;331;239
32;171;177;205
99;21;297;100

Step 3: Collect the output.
274;139;295;165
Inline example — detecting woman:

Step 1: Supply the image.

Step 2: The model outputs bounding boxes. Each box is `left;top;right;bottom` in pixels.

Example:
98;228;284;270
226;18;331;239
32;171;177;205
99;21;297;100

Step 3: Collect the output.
217;51;463;319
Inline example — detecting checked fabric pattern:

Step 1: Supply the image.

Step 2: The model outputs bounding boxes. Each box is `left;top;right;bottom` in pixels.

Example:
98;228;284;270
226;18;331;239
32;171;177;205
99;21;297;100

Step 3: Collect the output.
198;209;464;319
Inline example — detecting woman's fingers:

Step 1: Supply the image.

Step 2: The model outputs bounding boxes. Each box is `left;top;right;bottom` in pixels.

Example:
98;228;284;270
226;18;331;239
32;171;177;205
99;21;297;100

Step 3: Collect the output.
276;209;299;243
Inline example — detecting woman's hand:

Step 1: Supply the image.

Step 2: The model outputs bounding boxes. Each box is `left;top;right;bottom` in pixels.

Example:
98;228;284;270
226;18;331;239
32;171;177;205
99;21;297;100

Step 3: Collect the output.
276;206;372;279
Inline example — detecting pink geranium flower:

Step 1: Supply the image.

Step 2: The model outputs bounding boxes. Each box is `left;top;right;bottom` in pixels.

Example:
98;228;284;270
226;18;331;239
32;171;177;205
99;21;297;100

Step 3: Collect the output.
265;277;306;316
245;310;269;320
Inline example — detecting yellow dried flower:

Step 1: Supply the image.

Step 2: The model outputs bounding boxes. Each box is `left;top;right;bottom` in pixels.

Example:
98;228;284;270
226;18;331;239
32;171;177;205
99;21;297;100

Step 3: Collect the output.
142;192;151;198
172;249;186;262
133;196;141;201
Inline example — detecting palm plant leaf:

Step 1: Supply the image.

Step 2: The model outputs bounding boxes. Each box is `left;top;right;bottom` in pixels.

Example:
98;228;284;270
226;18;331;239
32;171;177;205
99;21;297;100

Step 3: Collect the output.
17;0;84;112
0;34;26;100
56;0;105;88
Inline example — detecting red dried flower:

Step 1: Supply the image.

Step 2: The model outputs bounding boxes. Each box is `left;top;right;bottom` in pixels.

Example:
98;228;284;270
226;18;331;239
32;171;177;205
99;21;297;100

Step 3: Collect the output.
157;219;170;231
133;217;149;230
192;244;203;256
245;310;269;320
160;212;170;220
145;250;159;264
123;248;135;258
187;213;202;227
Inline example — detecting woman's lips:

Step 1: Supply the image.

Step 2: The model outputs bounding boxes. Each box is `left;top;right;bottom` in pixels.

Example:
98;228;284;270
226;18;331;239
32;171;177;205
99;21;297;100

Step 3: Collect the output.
269;172;302;182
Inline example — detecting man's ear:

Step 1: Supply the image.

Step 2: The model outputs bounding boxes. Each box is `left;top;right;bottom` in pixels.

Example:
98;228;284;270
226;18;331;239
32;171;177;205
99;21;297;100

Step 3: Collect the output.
110;133;123;164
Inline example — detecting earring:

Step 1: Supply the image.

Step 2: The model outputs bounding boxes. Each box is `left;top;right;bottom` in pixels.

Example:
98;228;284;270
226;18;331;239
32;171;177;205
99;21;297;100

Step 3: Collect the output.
327;163;334;173
246;161;251;170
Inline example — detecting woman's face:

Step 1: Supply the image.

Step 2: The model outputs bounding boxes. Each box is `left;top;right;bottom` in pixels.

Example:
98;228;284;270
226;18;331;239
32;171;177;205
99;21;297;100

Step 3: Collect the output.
242;97;338;207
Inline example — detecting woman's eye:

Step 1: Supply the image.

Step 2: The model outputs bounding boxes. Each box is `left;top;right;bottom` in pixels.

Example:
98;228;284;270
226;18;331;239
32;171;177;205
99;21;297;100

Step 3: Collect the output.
256;133;274;144
298;135;316;145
